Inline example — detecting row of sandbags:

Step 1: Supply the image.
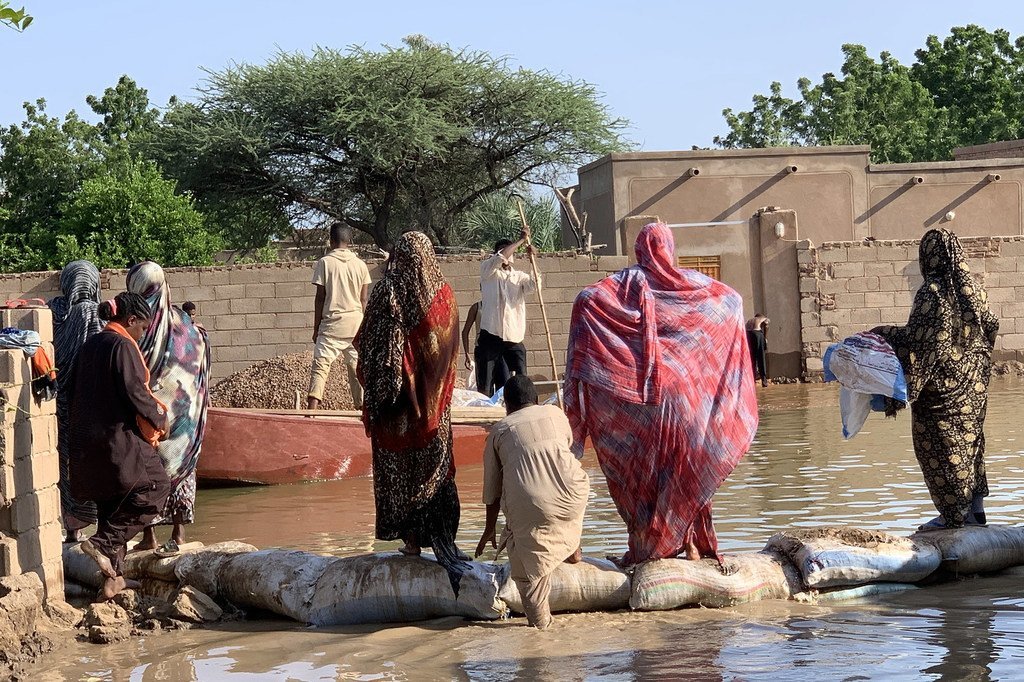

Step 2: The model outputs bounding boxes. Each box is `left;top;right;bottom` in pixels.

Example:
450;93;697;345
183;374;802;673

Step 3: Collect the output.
61;525;1024;626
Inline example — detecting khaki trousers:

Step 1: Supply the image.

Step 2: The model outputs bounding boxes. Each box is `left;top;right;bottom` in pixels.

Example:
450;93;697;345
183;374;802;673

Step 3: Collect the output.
308;333;361;407
512;573;553;629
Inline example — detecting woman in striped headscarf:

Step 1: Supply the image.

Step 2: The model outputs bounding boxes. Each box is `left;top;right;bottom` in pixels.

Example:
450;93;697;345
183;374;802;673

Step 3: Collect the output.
49;260;104;541
126;261;211;551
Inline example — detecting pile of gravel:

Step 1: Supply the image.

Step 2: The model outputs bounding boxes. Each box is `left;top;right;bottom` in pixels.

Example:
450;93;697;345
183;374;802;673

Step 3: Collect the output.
210;351;355;411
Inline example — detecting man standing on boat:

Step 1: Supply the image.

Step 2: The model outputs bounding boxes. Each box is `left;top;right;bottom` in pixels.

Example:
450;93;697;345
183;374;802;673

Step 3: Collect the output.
308;222;372;410
478;232;537;382
476;375;589;629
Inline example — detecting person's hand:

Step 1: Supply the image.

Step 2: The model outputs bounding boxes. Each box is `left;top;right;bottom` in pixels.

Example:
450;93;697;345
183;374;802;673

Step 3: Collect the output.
464;353;473;370
475;526;497;558
525;243;536;257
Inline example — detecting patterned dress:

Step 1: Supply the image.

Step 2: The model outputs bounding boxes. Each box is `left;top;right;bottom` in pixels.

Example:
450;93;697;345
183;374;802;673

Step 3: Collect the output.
355;232;468;594
564;222;759;564
127;262;211;526
875;229;999;527
49;261;104;532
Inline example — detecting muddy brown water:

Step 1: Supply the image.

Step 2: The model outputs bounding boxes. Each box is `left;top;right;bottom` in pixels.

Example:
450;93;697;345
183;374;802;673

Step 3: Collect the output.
39;382;1024;680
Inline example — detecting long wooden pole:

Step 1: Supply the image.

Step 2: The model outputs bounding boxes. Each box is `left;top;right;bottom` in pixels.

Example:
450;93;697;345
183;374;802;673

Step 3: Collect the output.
511;195;564;410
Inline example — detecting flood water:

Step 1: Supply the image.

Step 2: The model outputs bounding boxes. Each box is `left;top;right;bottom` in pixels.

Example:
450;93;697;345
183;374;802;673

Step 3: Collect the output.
40;382;1024;680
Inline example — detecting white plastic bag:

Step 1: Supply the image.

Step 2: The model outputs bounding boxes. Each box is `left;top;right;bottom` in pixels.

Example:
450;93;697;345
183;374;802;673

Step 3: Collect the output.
466;361;478;392
823;332;908;439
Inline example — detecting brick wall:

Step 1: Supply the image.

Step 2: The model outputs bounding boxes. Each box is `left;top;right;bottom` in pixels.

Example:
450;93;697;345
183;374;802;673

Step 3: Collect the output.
799;236;1024;375
0;253;630;382
0;308;63;599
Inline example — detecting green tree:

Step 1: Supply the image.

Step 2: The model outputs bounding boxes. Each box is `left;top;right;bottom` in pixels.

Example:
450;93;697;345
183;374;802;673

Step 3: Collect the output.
456;192;562;252
715;25;1024;162
912;25;1023;148
155;37;628;248
57;161;221;269
0;2;31;31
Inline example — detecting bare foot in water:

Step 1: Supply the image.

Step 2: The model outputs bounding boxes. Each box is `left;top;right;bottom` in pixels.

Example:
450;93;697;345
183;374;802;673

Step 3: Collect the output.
565;547;583;564
80;540;116;579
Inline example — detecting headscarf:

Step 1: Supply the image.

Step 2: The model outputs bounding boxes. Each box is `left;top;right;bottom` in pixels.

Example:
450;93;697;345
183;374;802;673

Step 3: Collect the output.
919;228;998;348
48;261;103;390
127;261;211;509
565;221;758;452
878;229;999;404
356;232;458;449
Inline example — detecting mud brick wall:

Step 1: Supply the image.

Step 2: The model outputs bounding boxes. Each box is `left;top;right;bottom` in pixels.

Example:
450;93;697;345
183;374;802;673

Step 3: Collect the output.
0;253;630;382
799;236;1024;376
0;308;63;600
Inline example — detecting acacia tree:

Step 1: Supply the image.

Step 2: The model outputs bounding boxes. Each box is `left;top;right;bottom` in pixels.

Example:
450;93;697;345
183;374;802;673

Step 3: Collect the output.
715;25;1024;162
155;37;628;247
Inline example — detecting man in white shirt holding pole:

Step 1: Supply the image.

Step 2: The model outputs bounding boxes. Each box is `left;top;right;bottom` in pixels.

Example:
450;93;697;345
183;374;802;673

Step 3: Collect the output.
478;231;537;388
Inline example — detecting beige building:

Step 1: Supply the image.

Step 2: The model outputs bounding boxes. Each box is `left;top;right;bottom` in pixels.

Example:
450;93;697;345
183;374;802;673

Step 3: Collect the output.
568;144;1024;377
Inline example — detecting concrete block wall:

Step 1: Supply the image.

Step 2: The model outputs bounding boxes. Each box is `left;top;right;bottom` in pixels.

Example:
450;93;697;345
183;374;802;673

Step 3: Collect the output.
798;236;1024;376
0;308;63;600
0;252;630;382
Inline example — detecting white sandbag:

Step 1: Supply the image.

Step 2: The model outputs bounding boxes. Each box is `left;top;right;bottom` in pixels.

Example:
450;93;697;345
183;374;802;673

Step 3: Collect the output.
823;332;908;439
62;542;105;589
794;582;919;603
172;541;259;598
912;525;1024;575
123;541;205;581
306;552;505;626
629;551;800;611
498;557;630;614
212;550;334;622
767;527;940;589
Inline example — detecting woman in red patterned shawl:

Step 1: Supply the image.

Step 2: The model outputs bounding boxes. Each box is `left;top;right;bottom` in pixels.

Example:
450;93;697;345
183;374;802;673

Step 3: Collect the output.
564;222;758;566
356;231;468;593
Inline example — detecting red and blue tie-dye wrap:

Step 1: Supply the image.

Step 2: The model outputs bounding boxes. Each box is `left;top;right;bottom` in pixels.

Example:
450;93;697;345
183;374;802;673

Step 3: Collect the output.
564;223;758;564
127;262;211;526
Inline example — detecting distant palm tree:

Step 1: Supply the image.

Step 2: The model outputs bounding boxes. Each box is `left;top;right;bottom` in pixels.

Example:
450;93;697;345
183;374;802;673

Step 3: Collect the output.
456;192;562;252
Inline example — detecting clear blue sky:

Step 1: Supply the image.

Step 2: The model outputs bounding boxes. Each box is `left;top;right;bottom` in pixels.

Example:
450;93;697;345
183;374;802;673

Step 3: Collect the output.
3;1;1024;152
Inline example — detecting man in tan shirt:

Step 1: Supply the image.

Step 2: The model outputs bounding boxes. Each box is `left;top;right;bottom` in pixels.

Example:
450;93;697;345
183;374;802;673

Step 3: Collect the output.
308;223;371;410
476;375;589;629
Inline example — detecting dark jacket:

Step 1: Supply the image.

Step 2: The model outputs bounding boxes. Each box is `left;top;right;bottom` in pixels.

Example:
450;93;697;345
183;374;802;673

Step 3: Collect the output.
68;329;170;504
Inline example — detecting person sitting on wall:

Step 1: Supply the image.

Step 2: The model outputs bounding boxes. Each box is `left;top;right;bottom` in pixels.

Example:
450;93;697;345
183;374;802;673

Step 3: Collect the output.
476;375;589;629
308;222;372;410
478;230;537;381
745;313;770;388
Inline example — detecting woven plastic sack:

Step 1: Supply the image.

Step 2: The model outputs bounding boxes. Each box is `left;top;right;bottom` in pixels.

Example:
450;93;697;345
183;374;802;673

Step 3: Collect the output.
767;528;940;589
823;332;908;438
629;551;799;611
306;553;506;625
498;557;630;614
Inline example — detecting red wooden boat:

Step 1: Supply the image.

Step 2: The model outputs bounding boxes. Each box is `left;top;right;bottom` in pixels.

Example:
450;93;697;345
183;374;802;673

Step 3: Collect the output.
197;406;504;486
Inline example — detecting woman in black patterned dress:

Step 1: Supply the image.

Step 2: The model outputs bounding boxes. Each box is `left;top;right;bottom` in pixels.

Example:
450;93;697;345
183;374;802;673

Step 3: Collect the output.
874;228;999;530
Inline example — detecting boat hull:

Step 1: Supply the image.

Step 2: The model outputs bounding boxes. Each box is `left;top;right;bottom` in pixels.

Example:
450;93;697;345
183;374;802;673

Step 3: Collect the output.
197;408;494;486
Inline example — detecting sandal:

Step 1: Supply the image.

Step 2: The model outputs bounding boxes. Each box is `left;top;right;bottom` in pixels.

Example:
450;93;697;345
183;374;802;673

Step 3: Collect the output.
153;539;180;558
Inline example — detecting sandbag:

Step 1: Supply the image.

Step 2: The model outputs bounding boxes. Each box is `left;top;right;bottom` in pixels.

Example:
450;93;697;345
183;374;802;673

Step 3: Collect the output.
306;552;505;626
211;550;334;621
123;542;205;581
912;525;1024;576
767;527;940;589
63;542;105;589
173;541;260;598
794;582;919;603
629;551;800;611
498;557;630;614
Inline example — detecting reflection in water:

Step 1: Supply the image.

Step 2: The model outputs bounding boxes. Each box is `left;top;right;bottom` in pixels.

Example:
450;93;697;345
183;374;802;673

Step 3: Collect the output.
38;382;1024;681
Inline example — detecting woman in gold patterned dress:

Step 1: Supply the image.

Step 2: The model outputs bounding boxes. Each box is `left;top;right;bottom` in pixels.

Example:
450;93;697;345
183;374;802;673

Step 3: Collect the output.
873;228;999;530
